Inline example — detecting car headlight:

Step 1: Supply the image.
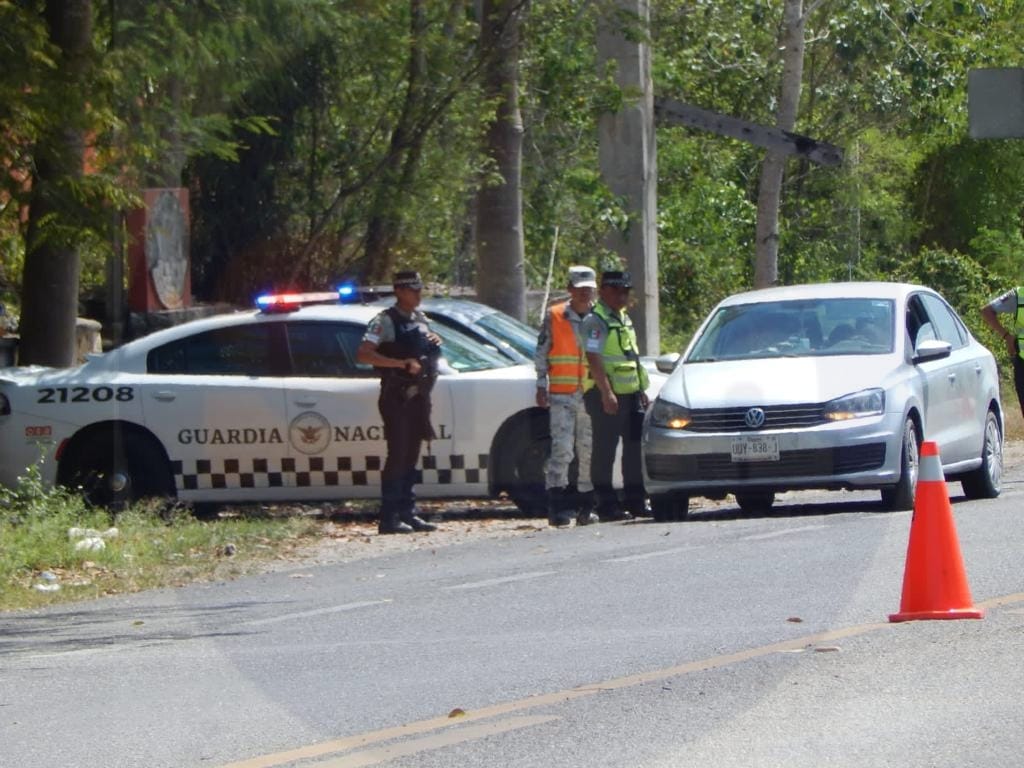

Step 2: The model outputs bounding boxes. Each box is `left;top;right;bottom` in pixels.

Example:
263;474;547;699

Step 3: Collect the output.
649;398;692;429
824;388;884;421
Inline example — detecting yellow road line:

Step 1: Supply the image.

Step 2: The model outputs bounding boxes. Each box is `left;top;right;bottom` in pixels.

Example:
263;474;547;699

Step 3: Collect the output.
314;716;560;768
222;592;1024;768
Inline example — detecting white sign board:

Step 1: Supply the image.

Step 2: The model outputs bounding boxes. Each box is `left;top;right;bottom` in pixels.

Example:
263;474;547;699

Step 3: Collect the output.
969;68;1024;139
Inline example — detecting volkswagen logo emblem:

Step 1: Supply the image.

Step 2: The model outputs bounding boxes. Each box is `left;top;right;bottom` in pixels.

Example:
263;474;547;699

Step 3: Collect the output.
744;407;766;429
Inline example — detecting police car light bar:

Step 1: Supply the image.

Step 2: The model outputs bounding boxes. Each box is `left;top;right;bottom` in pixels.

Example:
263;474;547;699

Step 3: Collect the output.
255;291;339;312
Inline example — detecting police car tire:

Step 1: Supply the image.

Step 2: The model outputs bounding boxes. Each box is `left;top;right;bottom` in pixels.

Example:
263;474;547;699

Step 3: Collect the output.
60;428;174;509
502;414;549;517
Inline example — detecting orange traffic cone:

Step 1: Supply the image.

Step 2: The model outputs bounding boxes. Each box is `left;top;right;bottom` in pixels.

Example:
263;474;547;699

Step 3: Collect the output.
889;441;983;622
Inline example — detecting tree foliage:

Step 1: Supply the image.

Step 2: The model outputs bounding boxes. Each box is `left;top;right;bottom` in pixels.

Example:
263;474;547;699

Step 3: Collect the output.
2;0;1023;357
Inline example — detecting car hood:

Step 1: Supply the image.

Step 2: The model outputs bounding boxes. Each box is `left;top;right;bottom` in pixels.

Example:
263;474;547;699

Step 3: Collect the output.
0;365;59;384
662;354;899;408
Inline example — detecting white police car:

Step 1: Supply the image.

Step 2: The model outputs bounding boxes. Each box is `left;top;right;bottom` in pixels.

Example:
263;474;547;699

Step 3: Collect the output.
0;293;565;513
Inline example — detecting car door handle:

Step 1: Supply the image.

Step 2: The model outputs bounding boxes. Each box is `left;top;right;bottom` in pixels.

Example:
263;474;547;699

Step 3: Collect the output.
974;364;983;375
152;391;176;402
947;373;956;384
295;399;317;408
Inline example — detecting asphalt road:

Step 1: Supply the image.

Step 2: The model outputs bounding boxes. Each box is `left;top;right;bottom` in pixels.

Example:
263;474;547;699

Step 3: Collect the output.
3;460;1024;768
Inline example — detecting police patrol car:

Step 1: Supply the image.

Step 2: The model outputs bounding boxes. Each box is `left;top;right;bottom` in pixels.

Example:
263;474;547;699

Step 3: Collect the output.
0;292;566;513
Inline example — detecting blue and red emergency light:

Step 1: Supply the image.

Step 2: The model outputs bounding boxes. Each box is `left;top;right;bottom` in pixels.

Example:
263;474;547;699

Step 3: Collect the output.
255;282;391;312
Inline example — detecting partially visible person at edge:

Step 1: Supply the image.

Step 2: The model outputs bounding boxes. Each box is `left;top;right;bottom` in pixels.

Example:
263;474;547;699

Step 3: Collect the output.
534;265;599;528
356;271;442;534
581;270;650;522
982;286;1024;419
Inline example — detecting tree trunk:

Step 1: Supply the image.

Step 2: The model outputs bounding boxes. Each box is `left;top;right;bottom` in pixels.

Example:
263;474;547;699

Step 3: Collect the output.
363;0;429;284
20;0;92;367
475;0;527;321
753;0;805;289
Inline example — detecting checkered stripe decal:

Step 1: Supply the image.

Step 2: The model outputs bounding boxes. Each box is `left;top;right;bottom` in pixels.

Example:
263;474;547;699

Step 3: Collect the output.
172;454;490;491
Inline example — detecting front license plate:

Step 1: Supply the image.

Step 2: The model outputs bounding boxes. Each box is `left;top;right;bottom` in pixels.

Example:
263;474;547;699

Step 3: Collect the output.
731;435;780;462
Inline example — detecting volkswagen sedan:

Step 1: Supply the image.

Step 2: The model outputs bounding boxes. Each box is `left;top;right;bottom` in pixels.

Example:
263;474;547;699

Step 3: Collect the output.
643;282;1003;519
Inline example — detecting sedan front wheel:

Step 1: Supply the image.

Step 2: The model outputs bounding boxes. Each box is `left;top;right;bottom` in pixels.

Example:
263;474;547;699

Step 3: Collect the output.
880;418;919;512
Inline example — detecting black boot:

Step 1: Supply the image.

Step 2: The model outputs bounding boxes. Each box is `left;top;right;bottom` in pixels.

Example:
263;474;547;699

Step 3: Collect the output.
378;508;413;535
547;487;572;527
576;490;599;526
399;507;437;532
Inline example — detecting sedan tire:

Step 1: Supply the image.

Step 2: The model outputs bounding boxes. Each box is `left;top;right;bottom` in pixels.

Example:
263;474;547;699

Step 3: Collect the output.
961;409;1002;500
735;491;775;515
880;418;919;512
650;493;689;522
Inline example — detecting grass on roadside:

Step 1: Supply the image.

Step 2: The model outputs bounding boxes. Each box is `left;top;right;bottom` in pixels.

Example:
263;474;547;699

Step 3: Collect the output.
0;462;324;613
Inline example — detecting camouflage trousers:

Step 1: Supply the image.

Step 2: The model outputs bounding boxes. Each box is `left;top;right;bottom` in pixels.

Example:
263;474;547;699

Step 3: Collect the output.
544;390;593;492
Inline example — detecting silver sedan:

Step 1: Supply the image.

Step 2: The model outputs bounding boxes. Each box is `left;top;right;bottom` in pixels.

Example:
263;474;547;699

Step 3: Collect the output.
643;282;1004;519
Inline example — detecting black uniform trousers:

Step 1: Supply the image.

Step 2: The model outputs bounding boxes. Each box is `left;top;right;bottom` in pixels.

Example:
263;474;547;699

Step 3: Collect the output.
584;388;646;516
378;385;430;519
1014;344;1024;420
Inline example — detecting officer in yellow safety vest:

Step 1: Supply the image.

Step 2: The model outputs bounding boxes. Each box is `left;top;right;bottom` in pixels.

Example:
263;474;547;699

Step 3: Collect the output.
982;286;1024;419
534;266;599;527
582;270;650;521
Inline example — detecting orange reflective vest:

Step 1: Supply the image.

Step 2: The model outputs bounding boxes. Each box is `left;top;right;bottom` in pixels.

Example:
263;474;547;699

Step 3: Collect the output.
548;303;592;394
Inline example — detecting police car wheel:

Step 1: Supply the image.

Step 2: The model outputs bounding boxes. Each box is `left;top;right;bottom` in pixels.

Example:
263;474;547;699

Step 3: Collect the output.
61;430;174;510
502;415;549;517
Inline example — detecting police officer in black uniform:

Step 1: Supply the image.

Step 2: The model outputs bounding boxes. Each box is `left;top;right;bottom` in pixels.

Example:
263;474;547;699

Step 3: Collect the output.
356;271;442;534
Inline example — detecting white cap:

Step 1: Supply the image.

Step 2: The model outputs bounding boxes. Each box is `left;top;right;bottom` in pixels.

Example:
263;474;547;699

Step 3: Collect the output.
567;265;597;288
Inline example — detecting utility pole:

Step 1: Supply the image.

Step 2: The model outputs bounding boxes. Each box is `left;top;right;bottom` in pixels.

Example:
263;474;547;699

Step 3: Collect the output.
597;0;659;355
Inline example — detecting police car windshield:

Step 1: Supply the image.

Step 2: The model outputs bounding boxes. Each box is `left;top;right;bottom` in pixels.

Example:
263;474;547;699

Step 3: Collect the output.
474;311;538;358
435;324;515;371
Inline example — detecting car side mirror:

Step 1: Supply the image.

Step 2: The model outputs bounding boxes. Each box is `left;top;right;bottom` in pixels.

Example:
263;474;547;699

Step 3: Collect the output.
655;352;681;374
913;338;952;364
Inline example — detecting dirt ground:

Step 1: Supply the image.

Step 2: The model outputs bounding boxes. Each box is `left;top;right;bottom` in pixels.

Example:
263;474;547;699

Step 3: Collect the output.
264;439;1024;572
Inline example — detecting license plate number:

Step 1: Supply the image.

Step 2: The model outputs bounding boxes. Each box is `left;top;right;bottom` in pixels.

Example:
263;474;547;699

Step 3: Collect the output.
731;435;779;462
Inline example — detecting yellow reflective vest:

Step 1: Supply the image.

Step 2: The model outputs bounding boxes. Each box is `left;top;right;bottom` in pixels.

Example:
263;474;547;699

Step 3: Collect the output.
592;302;649;395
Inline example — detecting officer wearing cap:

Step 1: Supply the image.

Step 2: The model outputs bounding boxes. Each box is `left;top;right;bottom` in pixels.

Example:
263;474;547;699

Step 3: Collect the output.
356;270;442;534
534;265;598;527
581;270;650;521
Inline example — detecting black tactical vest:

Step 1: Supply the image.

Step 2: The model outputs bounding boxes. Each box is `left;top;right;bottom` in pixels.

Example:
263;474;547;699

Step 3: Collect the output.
375;306;440;385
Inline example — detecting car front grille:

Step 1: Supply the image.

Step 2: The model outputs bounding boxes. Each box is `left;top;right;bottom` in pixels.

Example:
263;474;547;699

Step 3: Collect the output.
645;443;886;482
685;403;828;432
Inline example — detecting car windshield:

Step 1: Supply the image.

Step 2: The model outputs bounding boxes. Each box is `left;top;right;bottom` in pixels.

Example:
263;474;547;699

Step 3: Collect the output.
435;323;516;372
473;311;538;358
687;297;895;362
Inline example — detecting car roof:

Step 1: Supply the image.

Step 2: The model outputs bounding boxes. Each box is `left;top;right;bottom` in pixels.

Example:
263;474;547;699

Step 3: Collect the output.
112;303;382;355
717;281;932;306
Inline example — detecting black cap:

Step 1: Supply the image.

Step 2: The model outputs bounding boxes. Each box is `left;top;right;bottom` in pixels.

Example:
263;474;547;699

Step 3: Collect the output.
393;270;423;290
601;270;632;288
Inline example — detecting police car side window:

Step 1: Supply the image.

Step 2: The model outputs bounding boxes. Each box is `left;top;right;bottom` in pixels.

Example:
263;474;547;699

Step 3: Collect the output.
147;324;281;376
285;322;374;378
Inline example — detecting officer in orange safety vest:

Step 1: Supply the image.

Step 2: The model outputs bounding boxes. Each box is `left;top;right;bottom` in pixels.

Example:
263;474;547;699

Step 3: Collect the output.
534;266;598;527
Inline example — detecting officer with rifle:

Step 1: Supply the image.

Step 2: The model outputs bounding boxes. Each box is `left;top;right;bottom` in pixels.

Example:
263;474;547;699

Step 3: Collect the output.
357;271;442;534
